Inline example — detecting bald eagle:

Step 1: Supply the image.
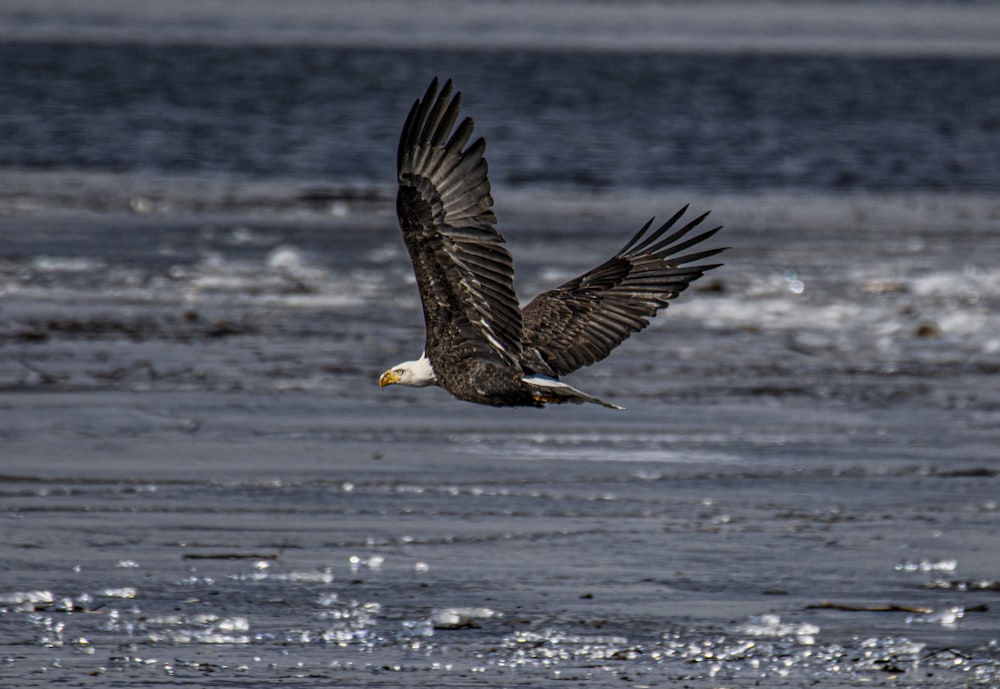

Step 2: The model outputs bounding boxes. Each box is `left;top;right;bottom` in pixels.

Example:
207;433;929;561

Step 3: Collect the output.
379;78;725;408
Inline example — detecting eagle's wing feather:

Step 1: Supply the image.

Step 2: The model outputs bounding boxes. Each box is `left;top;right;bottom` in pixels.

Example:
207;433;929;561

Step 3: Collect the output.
521;206;725;376
396;78;523;369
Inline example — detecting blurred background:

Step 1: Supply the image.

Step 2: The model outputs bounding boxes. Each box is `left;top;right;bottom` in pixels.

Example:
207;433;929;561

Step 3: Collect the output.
2;0;998;393
2;0;999;202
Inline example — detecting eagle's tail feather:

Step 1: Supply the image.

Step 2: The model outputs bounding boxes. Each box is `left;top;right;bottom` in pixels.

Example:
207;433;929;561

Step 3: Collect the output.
522;375;624;410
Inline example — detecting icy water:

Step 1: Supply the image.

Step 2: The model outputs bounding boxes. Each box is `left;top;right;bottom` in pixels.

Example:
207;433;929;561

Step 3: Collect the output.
3;2;1000;687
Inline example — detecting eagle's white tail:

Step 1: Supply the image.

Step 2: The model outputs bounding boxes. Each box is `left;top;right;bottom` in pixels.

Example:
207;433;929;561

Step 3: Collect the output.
522;376;624;410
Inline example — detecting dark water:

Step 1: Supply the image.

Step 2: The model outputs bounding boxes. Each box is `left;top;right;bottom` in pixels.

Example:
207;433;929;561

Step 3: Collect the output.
2;43;999;193
2;25;1000;689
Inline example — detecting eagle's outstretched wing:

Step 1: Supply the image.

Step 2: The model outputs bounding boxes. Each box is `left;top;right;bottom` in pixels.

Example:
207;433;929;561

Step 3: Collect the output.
396;78;523;369
521;206;725;376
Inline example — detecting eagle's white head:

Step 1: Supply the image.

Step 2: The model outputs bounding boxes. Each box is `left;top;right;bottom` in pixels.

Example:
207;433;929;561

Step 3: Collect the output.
378;353;437;388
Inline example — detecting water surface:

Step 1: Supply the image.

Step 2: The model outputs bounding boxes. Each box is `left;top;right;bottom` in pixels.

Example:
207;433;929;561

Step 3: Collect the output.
2;2;999;686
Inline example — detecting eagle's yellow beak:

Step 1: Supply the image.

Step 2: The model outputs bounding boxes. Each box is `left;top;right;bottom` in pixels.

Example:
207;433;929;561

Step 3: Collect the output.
378;369;401;388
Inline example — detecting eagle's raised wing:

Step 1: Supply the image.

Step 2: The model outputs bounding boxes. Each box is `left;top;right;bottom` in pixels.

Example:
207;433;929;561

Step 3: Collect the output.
396;78;523;369
521;206;725;376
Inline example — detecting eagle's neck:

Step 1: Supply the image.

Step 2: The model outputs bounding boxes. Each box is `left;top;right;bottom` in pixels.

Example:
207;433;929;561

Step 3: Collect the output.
405;353;437;387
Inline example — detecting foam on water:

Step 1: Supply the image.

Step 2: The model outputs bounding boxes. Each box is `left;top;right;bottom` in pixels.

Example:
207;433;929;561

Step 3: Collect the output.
0;591;56;609
738;614;820;644
430;607;501;629
145;614;252;645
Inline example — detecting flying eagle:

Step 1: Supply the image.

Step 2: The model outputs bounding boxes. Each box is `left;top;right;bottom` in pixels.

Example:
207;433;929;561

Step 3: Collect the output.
378;78;725;408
